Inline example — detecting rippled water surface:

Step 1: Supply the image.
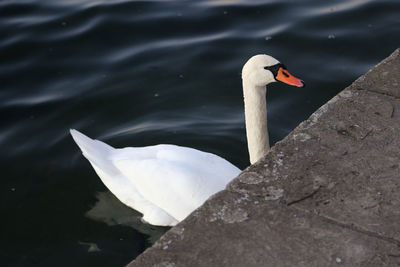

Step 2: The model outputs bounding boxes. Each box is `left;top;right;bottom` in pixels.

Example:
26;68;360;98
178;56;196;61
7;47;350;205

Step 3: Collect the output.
1;0;400;265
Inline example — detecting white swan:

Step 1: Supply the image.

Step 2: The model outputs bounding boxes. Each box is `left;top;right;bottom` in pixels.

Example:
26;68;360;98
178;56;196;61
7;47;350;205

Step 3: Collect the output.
70;54;304;226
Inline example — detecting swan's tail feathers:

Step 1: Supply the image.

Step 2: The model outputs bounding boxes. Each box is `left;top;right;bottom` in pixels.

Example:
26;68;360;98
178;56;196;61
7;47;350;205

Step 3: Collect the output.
70;129;118;176
70;129;113;155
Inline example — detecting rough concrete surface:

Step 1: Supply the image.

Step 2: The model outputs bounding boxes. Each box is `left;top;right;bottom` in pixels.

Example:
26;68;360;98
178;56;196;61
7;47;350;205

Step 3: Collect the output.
128;49;400;267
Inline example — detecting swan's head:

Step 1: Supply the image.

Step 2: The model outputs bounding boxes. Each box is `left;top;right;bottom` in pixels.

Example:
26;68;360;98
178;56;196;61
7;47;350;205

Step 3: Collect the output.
242;54;304;88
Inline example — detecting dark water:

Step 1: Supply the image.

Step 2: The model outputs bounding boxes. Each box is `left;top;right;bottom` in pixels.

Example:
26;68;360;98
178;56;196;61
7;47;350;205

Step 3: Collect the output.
1;0;400;265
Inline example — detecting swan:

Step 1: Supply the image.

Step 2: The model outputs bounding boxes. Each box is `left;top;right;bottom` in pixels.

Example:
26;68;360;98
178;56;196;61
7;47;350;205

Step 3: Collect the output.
70;54;304;226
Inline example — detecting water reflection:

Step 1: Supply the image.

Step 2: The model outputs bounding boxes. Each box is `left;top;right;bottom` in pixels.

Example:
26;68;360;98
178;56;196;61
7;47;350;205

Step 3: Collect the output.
86;191;169;244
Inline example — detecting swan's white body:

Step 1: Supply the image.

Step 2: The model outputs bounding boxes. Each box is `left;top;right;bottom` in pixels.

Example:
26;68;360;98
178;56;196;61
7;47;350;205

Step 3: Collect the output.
71;129;240;226
71;54;303;226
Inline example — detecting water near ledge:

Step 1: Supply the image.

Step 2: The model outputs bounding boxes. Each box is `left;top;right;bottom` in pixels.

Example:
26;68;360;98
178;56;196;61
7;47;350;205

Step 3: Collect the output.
1;0;400;265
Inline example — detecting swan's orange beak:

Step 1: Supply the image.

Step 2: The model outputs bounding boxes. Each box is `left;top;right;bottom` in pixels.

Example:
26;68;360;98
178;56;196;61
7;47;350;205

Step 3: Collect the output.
276;67;305;87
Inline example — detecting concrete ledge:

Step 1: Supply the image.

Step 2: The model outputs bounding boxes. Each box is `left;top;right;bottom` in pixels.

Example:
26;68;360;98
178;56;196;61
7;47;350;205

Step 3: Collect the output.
128;49;400;267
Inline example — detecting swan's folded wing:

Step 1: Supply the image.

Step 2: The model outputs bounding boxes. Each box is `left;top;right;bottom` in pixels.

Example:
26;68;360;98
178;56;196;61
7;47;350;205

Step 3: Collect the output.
110;144;239;221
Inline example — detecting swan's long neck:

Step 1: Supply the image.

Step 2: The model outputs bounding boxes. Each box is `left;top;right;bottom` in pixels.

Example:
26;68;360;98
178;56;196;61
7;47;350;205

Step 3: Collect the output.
243;79;270;164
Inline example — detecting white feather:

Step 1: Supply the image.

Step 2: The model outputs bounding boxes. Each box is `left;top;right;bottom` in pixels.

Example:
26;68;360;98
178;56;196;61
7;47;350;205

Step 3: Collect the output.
70;129;240;226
